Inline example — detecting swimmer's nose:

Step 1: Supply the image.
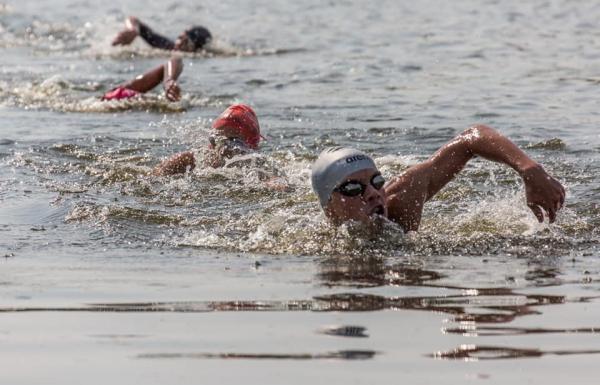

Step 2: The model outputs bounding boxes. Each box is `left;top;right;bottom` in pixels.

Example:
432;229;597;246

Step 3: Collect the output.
363;183;382;203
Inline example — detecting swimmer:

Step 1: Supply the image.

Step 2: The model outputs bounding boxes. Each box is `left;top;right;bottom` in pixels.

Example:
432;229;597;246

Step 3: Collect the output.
153;103;265;175
112;16;211;52
311;125;566;231
101;56;183;102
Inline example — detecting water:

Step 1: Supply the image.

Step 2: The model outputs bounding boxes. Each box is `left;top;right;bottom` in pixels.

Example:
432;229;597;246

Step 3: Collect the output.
1;0;600;383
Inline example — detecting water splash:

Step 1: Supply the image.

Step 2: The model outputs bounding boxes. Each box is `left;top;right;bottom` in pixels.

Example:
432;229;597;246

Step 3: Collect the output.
0;75;222;113
8;131;598;257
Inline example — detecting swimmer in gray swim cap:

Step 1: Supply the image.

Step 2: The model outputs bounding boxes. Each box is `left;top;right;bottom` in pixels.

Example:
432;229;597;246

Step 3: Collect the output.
311;125;566;231
312;147;387;225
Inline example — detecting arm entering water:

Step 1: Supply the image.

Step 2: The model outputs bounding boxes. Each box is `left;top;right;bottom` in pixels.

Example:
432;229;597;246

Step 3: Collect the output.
385;124;566;231
112;16;175;50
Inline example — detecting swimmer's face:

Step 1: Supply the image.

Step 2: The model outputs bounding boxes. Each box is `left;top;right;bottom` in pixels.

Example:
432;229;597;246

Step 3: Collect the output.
209;135;251;160
325;168;387;225
174;33;195;52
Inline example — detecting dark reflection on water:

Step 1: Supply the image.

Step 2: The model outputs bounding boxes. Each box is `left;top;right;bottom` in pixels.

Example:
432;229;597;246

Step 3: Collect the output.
3;289;597;327
318;257;444;288
138;350;377;360
431;345;600;361
444;326;600;337
318;325;369;338
2;260;599;361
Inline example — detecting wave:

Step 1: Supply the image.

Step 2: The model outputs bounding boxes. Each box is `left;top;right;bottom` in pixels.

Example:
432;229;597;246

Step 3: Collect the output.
8;127;597;257
0;75;226;113
0;15;305;59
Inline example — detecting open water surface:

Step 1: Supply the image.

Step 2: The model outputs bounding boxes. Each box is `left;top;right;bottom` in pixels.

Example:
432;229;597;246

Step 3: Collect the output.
1;0;600;384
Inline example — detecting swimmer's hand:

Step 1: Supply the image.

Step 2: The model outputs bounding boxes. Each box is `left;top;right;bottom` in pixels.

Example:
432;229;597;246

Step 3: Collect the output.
521;163;566;223
112;16;140;46
152;151;195;176
163;79;181;101
112;29;138;46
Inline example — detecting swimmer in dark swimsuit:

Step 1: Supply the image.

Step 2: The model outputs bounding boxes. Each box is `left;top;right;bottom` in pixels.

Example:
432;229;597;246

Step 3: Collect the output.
101;56;183;102
112;16;211;52
153;104;265;175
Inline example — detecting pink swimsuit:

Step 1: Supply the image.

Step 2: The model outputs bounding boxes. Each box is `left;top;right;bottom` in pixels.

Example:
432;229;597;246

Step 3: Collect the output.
101;87;139;101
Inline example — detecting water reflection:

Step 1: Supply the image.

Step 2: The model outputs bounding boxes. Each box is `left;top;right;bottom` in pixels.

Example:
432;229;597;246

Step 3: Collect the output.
431;345;600;361
138;350;376;360
316;256;600;361
318;325;369;338
318;256;443;288
2;258;599;361
444;326;600;337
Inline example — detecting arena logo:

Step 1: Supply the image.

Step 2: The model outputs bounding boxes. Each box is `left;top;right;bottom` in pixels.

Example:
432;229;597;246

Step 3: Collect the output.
345;155;367;163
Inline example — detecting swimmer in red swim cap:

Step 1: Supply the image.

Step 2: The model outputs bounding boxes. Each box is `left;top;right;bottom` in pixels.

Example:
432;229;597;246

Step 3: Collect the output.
153;103;266;175
101;56;183;102
112;16;211;52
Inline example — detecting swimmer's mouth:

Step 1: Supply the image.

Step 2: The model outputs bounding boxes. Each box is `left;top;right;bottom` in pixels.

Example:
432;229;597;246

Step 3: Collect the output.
370;205;385;216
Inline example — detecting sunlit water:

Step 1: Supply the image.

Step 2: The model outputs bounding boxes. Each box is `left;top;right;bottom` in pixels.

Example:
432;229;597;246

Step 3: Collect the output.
1;0;600;384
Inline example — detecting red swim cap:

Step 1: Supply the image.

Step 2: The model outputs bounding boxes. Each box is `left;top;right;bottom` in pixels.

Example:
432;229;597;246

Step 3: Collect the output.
212;104;263;149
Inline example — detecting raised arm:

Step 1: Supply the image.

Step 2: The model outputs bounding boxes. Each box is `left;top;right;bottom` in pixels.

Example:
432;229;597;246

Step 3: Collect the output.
112;16;140;46
119;56;183;101
385;124;565;230
112;16;175;50
163;56;183;101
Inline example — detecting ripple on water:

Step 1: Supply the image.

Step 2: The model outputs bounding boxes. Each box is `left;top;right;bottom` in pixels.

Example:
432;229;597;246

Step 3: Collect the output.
0;75;225;113
9;134;595;258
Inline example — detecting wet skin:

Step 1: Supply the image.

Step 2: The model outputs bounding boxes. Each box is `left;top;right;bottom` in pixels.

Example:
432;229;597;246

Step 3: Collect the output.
325;169;388;225
174;33;195;52
323;125;566;231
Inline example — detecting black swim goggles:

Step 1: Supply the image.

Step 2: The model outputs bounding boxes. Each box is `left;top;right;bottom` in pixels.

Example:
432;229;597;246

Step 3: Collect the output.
333;173;386;197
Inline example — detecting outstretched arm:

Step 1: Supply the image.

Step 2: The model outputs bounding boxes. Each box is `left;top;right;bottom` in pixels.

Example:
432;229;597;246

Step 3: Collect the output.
163;56;183;101
152;151;196;176
112;17;175;50
137;20;175;50
385;124;565;230
112;16;141;46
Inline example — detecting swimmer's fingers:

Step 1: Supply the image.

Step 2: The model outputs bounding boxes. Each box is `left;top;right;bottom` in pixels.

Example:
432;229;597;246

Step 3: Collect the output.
559;185;566;209
550;183;566;220
528;203;544;223
547;205;557;223
165;82;181;101
166;80;179;98
555;191;565;211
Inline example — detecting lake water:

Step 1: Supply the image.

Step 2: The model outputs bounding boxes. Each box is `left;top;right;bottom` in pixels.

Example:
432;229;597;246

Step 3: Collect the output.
1;0;600;384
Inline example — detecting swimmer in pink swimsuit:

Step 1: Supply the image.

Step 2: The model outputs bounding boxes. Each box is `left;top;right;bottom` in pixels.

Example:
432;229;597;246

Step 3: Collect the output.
101;56;183;102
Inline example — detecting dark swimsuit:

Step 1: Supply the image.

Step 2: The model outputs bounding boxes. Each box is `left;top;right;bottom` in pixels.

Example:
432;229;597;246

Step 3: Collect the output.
138;22;176;50
137;22;211;51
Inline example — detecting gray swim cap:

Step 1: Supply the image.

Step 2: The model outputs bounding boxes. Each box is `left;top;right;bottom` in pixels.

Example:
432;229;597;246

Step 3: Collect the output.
311;147;377;208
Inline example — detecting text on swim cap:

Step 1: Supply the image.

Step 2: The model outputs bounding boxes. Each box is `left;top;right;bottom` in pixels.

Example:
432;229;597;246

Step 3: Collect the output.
345;155;367;163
